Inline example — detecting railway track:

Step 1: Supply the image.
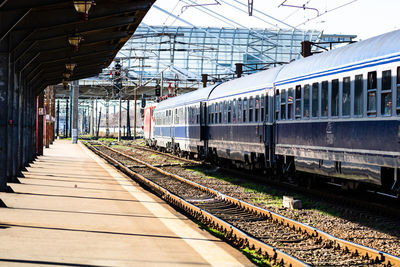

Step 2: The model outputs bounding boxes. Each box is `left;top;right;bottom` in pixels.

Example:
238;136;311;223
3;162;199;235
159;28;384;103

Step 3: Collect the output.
86;142;400;267
119;141;400;220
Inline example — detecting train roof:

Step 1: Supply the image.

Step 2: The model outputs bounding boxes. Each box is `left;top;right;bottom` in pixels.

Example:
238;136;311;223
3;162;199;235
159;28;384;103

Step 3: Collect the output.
276;29;400;85
208;66;283;101
155;83;220;111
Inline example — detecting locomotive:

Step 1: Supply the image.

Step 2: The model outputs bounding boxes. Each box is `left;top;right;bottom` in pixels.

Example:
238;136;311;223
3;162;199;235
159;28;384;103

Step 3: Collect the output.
143;30;400;195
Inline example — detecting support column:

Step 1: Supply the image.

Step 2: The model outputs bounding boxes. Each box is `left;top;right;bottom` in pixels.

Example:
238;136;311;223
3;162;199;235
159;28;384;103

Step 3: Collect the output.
0;53;9;191
90;99;94;136
134;89;137;139
45;87;50;148
21;80;27;168
126;100;131;138
12;70;20;178
50;86;55;144
17;76;23;172
37;92;44;156
65;98;69;137
105;100;109;137
27;85;34;163
56;99;60;137
7;53;14;180
118;96;121;142
69;87;72;138
71;80;79;143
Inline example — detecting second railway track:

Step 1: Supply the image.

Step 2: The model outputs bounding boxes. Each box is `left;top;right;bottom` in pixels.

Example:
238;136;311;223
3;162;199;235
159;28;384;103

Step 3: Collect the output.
86;141;400;267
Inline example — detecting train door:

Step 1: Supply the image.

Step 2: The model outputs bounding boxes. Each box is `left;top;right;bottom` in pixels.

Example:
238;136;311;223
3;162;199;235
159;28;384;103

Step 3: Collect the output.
200;102;208;158
171;109;176;152
200;102;207;141
264;94;274;167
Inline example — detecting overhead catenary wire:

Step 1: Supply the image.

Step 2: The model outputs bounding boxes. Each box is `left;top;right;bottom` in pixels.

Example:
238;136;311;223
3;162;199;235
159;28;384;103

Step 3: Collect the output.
295;0;359;27
162;0;182;26
180;0;283;59
152;5;268;63
227;0;296;30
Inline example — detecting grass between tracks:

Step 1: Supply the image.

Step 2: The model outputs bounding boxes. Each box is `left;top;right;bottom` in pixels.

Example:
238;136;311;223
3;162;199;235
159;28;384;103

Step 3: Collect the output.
195;221;277;267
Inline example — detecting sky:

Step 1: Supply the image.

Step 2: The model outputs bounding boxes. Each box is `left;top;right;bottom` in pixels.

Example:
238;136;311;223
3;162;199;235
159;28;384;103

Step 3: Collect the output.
142;0;400;40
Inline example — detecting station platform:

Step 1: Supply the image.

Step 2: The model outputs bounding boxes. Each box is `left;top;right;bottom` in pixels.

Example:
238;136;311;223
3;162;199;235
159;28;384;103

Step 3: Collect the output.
0;140;253;267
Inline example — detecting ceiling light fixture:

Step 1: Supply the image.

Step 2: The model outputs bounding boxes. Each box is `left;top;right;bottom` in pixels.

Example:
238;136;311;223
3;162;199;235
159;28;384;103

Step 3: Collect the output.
73;0;96;21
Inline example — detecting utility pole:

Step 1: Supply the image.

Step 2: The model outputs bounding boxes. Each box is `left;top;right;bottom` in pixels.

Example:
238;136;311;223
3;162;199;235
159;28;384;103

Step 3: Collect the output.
134;57;145;140
56;99;60;137
134;88;137;139
118;96;121;142
65;98;69;137
96;107;101;138
126;100;131;138
105;100;109;137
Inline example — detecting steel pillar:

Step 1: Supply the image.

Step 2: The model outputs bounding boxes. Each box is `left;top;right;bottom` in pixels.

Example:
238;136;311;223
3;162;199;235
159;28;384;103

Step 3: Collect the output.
56;99;60;137
126;100;131;138
69;87;72;138
0;53;9;191
65;98;69;137
7;53;14;181
12;70;20;178
118;96;121;142
90;99;94;136
37;92;44;156
134;89;137;139
71;80;79;143
45;87;50;148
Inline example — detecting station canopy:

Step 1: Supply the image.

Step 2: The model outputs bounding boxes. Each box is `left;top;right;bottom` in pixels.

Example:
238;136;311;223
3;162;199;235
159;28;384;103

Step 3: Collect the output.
0;0;155;96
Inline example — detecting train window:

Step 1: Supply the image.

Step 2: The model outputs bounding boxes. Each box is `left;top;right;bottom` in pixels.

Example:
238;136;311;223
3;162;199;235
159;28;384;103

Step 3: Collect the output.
368;71;377;89
312;83;319;118
367;71;377;116
223;101;227;123
219;102;222;123
228;101;232;123
288;88;294;120
321;81;328;117
295;85;301;119
213;104;216;124
249;97;254;122
397;67;400;114
260;95;265;122
243;98;248;122
354;75;363;116
342;77;351;117
381;70;392;116
280;89;286;120
238;98;242;123
303;85;310;118
275;90;280;120
255;96;260;122
233;99;237;123
265;95;269;122
331;79;339;117
209;104;213;124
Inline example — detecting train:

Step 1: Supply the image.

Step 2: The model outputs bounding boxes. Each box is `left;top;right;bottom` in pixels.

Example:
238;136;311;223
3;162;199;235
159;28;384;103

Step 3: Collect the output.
143;30;400;195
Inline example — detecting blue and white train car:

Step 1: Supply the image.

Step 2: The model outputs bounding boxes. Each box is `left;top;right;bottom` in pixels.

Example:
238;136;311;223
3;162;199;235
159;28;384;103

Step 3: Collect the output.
153;84;219;155
274;30;400;190
206;67;283;168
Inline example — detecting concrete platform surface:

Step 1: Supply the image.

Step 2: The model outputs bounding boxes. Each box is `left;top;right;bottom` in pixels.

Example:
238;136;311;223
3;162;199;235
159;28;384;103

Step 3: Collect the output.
0;140;253;267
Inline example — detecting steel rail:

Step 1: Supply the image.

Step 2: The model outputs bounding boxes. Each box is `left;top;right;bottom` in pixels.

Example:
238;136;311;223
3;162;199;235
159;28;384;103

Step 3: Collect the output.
93;140;202;165
86;142;308;267
92;142;400;267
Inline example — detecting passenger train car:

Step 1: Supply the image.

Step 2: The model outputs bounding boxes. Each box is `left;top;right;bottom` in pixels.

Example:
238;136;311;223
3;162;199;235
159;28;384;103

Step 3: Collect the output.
145;30;400;194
